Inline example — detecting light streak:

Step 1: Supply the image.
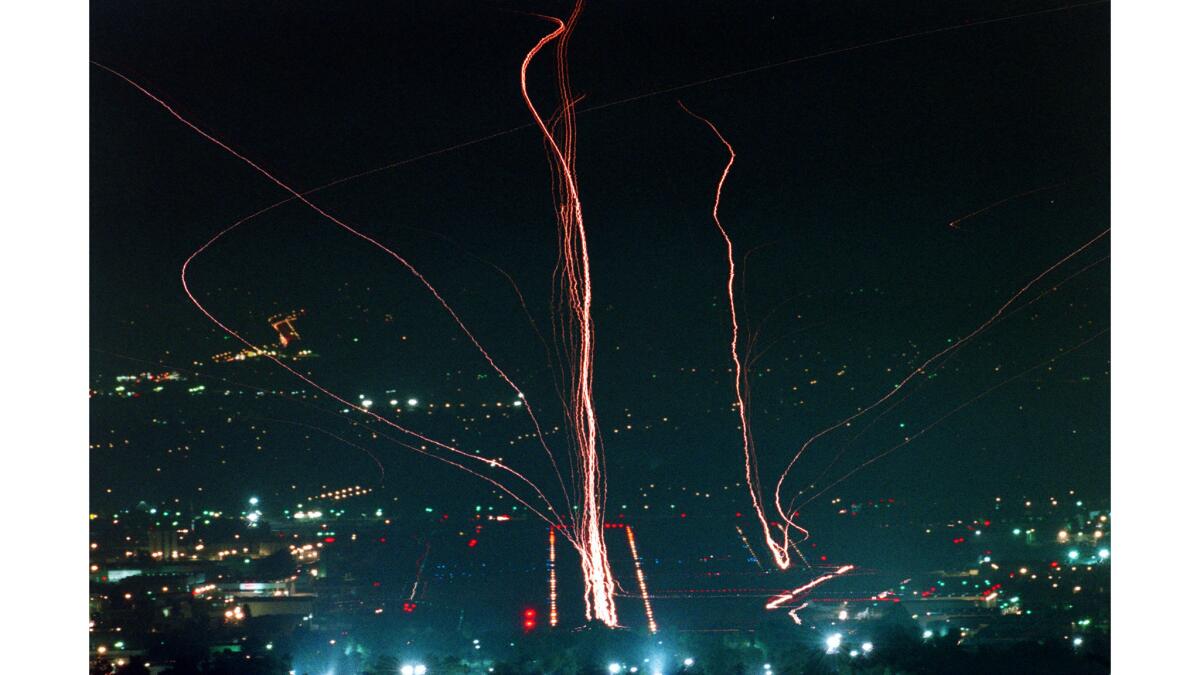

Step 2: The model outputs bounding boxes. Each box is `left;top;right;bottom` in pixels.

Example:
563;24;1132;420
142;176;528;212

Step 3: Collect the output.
679;100;797;569
775;229;1111;540
949;181;1068;229
519;0;618;626
624;525;658;633
787;602;810;625
548;528;559;627
765;565;854;610
409;540;431;602
734;524;765;572
91;62;577;537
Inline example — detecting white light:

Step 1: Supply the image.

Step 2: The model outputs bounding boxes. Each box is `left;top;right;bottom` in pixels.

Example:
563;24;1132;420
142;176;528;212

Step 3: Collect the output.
609;664;622;674
862;642;874;653
407;398;418;406
849;650;859;658
248;497;259;505
414;666;427;675
1098;548;1110;559
837;609;848;620
389;399;399;406
246;512;259;523
1072;637;1083;647
1068;550;1080;560
401;667;414;675
763;666;772;671
825;634;843;653
362;399;373;408
923;630;934;639
683;658;695;667
513;400;523;407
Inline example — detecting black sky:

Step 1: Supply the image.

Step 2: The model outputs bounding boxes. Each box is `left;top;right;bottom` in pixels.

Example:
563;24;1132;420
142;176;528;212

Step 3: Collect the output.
90;0;1110;527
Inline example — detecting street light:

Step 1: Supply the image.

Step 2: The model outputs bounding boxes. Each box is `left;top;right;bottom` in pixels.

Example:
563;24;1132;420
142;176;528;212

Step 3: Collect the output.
825;634;842;654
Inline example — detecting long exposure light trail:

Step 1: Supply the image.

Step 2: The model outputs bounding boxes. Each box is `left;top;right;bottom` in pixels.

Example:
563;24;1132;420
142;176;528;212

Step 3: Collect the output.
548;528;559;627
624;525;658;634
519;0;618;626
765;565;854;610
775;228;1111;537
679;100;798;569
91;62;577;539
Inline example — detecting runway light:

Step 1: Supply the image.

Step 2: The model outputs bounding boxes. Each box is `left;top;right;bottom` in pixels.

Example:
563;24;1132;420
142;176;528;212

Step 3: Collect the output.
825;633;843;653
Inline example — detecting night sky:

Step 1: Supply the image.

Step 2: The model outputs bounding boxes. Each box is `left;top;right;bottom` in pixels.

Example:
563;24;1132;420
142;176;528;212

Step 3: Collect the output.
90;0;1110;536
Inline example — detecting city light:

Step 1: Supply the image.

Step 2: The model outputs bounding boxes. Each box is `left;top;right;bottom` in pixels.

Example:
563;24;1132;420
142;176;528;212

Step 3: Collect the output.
407;398;418;406
825;633;843;653
923;630;934;639
1067;550;1080;560
1098;548;1110;559
248;496;258;505
862;642;874;654
609;664;622;673
683;657;695;667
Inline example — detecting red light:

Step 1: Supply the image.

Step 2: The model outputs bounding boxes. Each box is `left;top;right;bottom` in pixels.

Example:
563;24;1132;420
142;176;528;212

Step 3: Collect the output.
323;536;336;543
524;608;536;618
467;538;478;548
402;602;416;613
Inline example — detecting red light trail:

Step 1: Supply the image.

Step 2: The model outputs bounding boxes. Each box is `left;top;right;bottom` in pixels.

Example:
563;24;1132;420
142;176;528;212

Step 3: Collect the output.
518;0;618;627
92;0;1111;628
91;62;582;547
765;564;855;610
679;100;799;570
678;99;1109;571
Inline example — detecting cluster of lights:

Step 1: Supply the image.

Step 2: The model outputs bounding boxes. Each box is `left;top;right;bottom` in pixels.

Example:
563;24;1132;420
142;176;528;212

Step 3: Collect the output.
223;605;245;622
399;665;426;675
310;486;370;501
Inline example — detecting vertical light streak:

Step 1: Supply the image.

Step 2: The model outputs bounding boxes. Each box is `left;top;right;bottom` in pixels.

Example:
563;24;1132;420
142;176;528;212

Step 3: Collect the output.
548;527;559;627
624;525;658;634
679;100;795;569
519;0;618;626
